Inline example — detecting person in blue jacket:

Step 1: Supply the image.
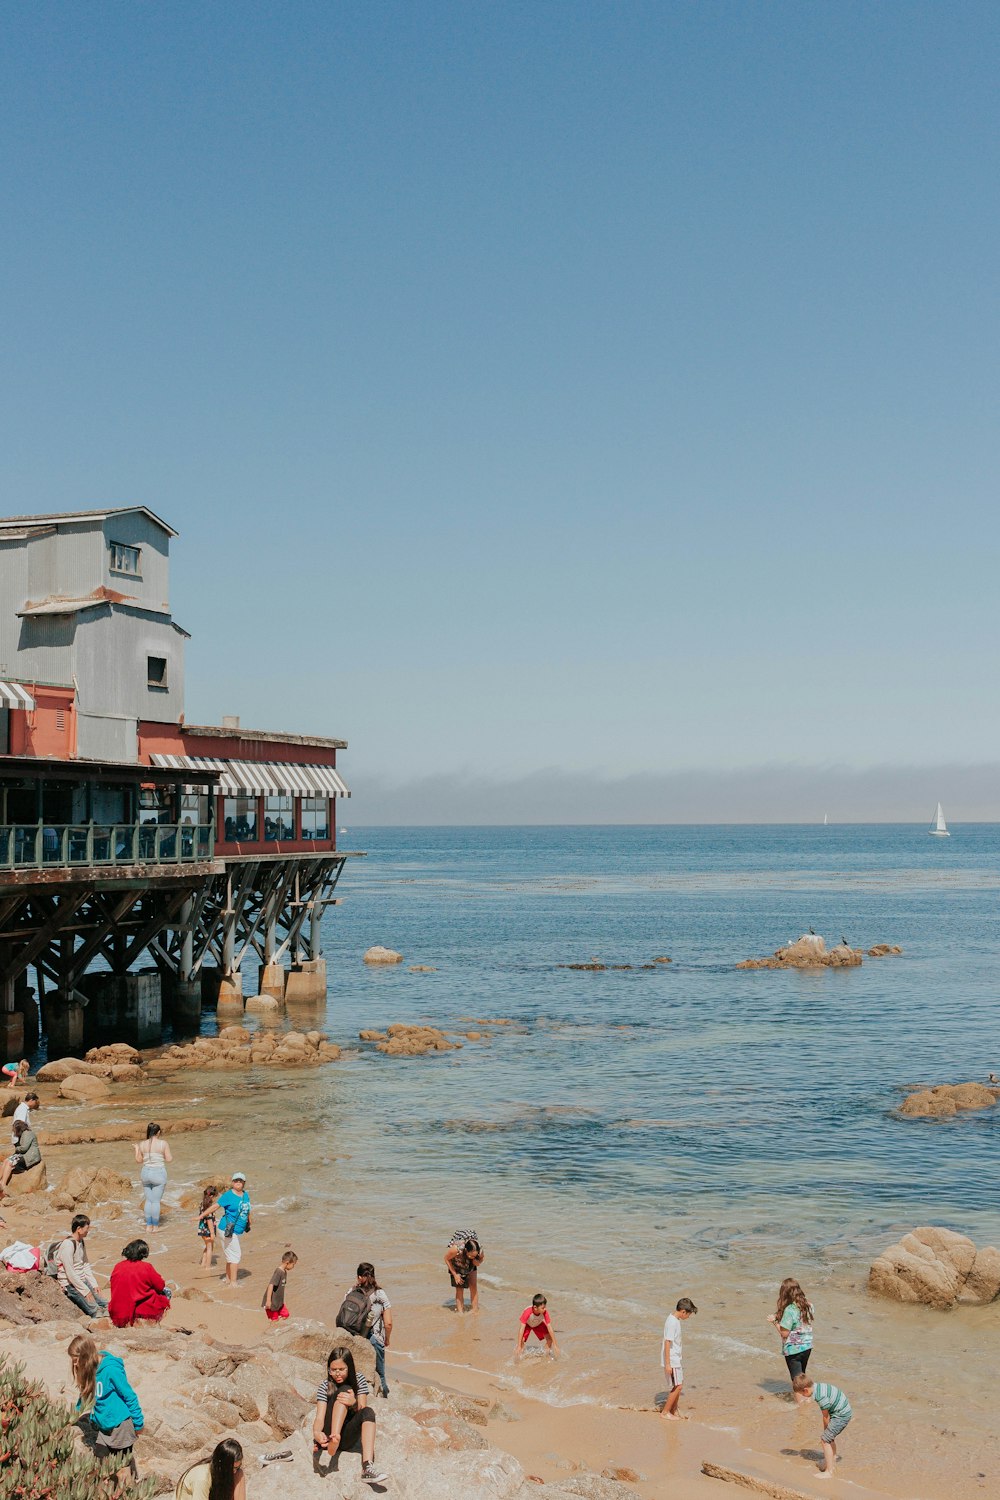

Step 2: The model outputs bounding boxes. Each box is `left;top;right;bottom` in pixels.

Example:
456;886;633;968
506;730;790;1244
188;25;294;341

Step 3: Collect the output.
215;1171;252;1286
68;1334;144;1478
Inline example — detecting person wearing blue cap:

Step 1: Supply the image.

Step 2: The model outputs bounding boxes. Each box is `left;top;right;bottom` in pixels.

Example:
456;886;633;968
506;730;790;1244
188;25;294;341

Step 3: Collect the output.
215;1172;252;1286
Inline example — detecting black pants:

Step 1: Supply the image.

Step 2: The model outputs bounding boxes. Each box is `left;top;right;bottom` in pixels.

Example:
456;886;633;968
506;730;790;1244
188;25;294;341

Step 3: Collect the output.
318;1403;375;1452
784;1348;812;1380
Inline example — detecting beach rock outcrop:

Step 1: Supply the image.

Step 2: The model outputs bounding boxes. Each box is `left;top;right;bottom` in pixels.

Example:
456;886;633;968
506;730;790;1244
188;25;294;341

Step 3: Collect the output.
869;1226;1000;1307
4;1161;47;1196
58;1073;110;1101
36;1056;110;1082
364;945;404;964
868;944;903;957
369;1024;461;1056
898;1081;1000;1118
52;1165;134;1211
737;934;863;969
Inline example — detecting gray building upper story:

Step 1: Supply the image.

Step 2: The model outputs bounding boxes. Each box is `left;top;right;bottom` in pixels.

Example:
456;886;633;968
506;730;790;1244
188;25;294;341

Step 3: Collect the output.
0;506;187;761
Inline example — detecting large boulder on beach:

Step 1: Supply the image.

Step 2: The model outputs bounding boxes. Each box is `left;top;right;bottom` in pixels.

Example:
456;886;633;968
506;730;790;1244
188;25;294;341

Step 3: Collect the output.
898;1082;1000;1118
869;1226;1000;1307
36;1057;104;1083
52;1165;134;1211
4;1161;47;1197
364;945;404;965
737;934;863;970
59;1074;110;1101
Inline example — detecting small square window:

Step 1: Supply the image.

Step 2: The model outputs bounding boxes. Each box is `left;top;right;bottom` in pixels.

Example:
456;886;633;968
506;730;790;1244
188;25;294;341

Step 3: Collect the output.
110;541;141;575
147;655;168;689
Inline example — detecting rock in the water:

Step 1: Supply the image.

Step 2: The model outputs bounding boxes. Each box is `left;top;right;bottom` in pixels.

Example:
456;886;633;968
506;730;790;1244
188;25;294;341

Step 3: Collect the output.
869;1225;1000;1307
36;1057;103;1083
898;1082;1000;1118
374;1024;460;1056
59;1074;110;1101
868;944;903;957
245;994;281;1017
364;945;404;965
737;934;863;970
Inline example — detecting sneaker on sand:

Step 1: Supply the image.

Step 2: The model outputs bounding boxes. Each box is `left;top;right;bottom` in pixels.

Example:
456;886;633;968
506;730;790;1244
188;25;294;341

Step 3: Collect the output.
361;1461;387;1483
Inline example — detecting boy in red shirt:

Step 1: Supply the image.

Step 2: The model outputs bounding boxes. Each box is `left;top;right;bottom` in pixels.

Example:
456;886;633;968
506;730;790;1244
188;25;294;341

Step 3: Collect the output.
515;1293;560;1358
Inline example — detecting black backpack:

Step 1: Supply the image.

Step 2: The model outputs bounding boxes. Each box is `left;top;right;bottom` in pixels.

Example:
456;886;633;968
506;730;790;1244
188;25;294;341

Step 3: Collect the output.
335;1286;372;1335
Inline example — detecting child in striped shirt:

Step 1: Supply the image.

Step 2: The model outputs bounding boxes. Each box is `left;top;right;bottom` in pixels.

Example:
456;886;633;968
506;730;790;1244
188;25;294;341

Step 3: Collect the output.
793;1375;852;1477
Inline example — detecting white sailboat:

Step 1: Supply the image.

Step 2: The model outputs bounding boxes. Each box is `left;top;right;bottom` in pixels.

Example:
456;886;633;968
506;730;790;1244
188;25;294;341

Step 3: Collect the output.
823;812;829;826
929;802;950;837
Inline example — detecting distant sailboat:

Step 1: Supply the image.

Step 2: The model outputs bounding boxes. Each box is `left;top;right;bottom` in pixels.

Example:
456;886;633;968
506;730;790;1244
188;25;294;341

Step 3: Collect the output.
823;812;829;826
929;803;950;837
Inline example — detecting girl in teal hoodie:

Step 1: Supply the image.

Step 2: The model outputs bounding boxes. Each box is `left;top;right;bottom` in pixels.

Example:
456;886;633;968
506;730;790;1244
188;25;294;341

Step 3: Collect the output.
69;1334;144;1478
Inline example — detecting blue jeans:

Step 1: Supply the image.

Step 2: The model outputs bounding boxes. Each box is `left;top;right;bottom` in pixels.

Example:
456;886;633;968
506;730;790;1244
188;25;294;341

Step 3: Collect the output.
369;1336;388;1394
140;1162;168;1227
64;1285;107;1317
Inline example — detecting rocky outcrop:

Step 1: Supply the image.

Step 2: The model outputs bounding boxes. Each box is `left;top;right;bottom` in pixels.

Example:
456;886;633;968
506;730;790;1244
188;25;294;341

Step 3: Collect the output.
51;1165;134;1211
868;944;903;957
133;1030;340;1076
363;1024;461;1056
39;1118;214;1147
869;1226;1000;1307
4;1161;47;1196
737;934;863;969
898;1081;1000;1118
58;1073;110;1101
364;945;404;964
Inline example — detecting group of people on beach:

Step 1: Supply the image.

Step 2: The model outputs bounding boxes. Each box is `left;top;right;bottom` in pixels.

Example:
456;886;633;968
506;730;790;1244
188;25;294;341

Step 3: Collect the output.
2;1058;856;1491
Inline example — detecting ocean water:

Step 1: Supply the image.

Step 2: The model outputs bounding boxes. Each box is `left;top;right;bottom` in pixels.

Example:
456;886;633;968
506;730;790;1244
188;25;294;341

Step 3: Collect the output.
322;824;1000;1257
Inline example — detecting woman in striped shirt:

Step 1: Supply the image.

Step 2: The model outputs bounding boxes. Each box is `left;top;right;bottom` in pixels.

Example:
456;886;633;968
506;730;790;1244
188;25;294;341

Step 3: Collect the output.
312;1346;387;1485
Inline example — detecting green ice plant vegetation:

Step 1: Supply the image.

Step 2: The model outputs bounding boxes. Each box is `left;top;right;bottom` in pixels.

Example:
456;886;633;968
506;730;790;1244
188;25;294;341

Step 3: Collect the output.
0;1357;156;1499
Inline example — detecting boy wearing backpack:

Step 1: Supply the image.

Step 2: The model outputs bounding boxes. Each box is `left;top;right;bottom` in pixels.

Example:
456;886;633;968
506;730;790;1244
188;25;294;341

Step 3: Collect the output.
337;1262;393;1397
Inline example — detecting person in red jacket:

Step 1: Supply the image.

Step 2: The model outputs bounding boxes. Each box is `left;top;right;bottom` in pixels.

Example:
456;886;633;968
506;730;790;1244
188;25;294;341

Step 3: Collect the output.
109;1238;172;1328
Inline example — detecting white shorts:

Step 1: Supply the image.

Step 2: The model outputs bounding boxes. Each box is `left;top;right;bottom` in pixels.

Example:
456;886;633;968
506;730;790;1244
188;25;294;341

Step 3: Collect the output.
668;1363;683;1388
223;1233;242;1265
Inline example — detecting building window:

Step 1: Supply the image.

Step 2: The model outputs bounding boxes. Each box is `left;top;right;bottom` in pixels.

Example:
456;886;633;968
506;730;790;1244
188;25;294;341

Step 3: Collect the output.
223;795;258;841
264;793;294;840
181;790;210;827
147;656;168;688
300;796;329;840
110;541;141;576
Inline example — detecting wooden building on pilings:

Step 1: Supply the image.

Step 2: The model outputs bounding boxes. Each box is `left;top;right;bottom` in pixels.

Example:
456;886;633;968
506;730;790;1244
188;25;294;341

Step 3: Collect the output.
0;506;356;1055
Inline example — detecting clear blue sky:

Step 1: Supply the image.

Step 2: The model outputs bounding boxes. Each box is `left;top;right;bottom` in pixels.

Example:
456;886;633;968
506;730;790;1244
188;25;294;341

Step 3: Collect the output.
2;3;998;817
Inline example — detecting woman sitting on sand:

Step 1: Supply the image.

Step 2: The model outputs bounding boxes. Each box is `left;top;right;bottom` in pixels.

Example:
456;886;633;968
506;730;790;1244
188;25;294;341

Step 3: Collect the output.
767;1277;815;1399
0;1118;42;1200
175;1437;246;1500
312;1345;387;1485
109;1239;172;1327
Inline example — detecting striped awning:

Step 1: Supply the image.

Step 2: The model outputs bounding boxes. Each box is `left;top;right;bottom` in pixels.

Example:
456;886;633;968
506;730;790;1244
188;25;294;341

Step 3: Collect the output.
150;754;350;799
0;681;35;710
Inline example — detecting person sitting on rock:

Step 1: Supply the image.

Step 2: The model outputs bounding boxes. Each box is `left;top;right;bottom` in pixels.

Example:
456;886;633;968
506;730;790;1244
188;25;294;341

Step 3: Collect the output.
0;1118;41;1200
312;1345;387;1485
56;1214;108;1317
109;1238;172;1327
175;1437;247;1500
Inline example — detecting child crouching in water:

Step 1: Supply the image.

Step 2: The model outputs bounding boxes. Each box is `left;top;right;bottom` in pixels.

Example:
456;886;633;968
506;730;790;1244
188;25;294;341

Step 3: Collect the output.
264;1250;298;1321
515;1293;559;1358
793;1375;852;1477
196;1186;219;1270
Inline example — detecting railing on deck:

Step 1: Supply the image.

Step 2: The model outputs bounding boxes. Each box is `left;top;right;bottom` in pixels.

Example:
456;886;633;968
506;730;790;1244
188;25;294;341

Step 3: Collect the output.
0;822;214;870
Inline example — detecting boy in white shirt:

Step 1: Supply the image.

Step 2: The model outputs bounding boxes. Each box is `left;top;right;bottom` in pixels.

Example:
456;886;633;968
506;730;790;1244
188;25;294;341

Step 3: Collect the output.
661;1296;697;1419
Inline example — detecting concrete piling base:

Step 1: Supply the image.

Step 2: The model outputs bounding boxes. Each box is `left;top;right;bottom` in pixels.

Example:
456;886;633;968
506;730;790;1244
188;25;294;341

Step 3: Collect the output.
285;958;327;1003
0;1010;25;1056
217;972;244;1013
258;962;287;1001
171;979;202;1033
14;986;39;1051
78;971;162;1048
46;999;84;1054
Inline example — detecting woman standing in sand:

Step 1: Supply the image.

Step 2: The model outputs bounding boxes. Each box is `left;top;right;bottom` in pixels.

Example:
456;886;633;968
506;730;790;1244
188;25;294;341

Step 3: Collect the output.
767;1278;815;1399
134;1122;172;1231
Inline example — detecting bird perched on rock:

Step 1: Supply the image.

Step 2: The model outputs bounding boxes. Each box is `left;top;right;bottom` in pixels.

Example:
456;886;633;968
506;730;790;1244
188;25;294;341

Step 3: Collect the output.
808;927;816;936
841;936;849;947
